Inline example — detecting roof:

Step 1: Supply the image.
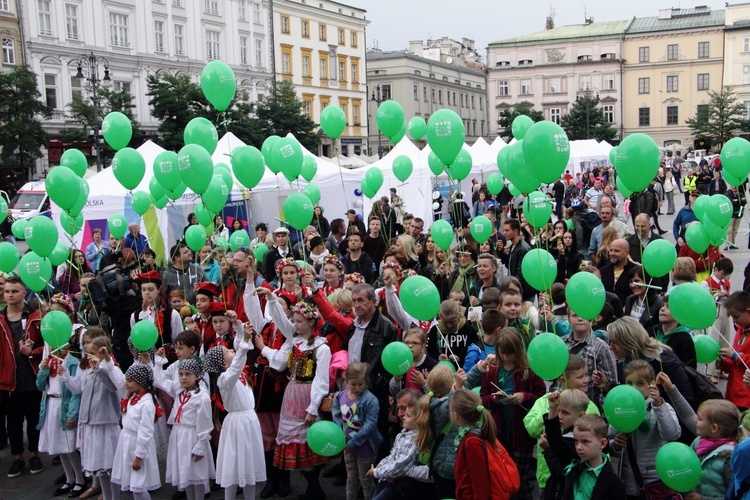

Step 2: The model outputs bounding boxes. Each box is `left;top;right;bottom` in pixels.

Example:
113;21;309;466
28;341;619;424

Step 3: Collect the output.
626;8;725;34
489;20;631;46
366;50;485;77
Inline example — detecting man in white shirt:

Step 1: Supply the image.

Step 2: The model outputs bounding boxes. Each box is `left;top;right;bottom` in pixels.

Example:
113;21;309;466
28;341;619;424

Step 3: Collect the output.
583;178;604;212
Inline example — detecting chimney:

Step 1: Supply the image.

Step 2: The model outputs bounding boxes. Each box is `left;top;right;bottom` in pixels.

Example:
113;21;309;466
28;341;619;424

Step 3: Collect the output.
546;16;555;30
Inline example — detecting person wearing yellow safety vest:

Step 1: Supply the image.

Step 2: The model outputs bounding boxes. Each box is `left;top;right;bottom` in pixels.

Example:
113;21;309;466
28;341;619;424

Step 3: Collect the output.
682;168;697;205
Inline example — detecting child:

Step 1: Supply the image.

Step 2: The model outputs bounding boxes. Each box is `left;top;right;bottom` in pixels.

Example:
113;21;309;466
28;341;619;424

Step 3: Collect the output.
36;333;84;497
719;291;750;411
702;257;734;378
479;327;545;500
130;271;182;353
154;357;215;500
61;332;125;500
524;356;600;497
169;290;192;323
657;372;738;500
184;282;220;351
451;388;520;500
111;363;161;499
390;328;439;396
332;362;383;500
656;296;697;370
500;290;533;347
367;393;429;499
274;257;306;306
609;360;681;498
426;300;479;366
198;245;221;284
728;430;750;499
203;303;243;352
545;411;625;500
463;309;506;372
203;337;266;499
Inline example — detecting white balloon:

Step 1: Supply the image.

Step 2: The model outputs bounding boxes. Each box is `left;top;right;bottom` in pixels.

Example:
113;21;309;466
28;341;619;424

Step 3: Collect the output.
432;202;440;210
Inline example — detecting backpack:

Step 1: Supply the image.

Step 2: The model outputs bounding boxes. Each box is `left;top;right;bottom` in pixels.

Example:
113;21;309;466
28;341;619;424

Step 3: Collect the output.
683;364;723;408
463;430;521;500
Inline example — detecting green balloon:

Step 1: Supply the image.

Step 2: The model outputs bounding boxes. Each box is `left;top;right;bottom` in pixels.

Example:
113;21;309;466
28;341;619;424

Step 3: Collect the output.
521;249;557;292
185;225;207;252
365;168;384;192
214;237;229;251
112;147;145;190
177;144;214;195
512;115;534;140
446;149;472;181
130;321;159;351
614;133;660;192
685;222;710;254
707;194;733;227
381;341;414;376
0;198;5;223
214;163;234;191
427;109;465;167
693;195;709;222
301;156;318;182
641;239;677;278
261;136;281;174
428;152;445;176
527;333;569;380
24;216;58;257
522;121;571;184
152;195;168;209
320;105;347;139
253;242;269;262
469;215;492;244
102;111;132;151
604;385;647;433
0;242;20;273
655;443;702;493
149;177;168;202
609;146;618;167
60;148;88;177
195;204;213;227
131;191;152;215
41;310;72;350
616;176;633;198
392;155;413;182
153;151;181;191
231;146;265;189
60;211;84;235
18;251;52;292
391;122;407;144
399;275;440;321
273;137;304;183
407;116;427;140
724;171;746;187
376;100;405;139
184;117;219;155
46;167;81;211
67;179;89;218
721;137;750;179
202;176;229;214
508;182;521;197
497;148;510;177
229;230;250;252
283;193;314;231
486;173;504;196
430;219;454;251
303;183;321;206
11;219;27;240
108;214;128;239
668;282;716;330
522;191;552;228
565;272;606;321
360;178;377;199
439;360;457;373
505;142;540;194
307;421;346;457
48;242;69;267
200;60;236;112
693;335;720;364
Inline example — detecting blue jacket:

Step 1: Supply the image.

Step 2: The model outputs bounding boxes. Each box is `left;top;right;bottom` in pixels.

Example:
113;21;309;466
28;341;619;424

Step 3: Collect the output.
36;355;81;431
125;232;149;256
203;259;221;284
332;388;383;454
673;206;698;240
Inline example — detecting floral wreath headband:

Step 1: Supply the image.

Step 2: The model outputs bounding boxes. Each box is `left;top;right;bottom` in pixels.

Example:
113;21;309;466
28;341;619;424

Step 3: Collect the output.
345;273;365;284
292;301;321;321
322;254;344;271
50;293;74;315
383;261;405;281
275;256;303;277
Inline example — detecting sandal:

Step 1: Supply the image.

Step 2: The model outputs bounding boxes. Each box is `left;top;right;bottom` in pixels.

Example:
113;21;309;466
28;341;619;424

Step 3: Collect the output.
69;483;86;498
710;376;719;384
78;486;101;500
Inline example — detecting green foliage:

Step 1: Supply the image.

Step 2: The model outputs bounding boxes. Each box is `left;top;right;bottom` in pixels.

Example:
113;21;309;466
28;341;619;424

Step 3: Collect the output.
686;87;750;148
497;102;543;140
255;80;319;151
560;93;617;142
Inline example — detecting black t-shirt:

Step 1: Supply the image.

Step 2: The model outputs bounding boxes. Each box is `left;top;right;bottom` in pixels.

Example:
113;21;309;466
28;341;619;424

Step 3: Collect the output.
9;318;36;392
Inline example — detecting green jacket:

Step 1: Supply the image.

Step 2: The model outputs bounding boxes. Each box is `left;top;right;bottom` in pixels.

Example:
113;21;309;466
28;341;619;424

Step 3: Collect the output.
691;437;734;500
655;325;692;344
36;355;81;431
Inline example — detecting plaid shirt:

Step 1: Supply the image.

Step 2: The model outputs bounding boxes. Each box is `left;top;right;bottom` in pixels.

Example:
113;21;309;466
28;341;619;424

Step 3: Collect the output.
372;429;429;482
562;332;618;409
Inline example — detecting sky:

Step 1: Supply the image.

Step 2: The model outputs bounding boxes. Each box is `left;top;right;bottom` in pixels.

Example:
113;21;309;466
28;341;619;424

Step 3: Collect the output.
359;0;728;59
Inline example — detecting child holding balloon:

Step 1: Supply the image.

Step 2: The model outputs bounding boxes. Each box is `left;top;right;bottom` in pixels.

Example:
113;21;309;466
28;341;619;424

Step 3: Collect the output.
389;328;438;396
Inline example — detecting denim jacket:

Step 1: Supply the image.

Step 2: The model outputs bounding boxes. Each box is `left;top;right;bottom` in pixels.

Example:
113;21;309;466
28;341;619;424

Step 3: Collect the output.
332;388;383;454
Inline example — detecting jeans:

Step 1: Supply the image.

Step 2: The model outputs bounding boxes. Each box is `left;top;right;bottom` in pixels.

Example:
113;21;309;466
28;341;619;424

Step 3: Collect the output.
0;390;42;456
344;448;376;500
666;191;675;213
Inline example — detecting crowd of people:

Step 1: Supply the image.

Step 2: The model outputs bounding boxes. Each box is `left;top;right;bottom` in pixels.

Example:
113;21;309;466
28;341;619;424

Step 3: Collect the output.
3;155;750;500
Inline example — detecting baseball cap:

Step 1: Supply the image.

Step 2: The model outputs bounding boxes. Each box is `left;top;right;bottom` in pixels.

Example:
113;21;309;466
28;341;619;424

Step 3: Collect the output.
273;227;290;235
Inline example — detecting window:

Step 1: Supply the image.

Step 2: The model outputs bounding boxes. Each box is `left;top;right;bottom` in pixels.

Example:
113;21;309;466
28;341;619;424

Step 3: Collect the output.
70;76;81;100
353;104;360;125
549;77;561;93
471;95;475;108
639;107;650;127
520;79;531;95
341;103;347;121
577;55;592;62
319;23;326;41
338;29;344;45
431;88;435;103
461;94;465;107
697;73;709;91
666;75;678;92
413;84;418;100
240;36;248;64
423;86;427;101
603;105;614;123
280;15;289;34
697;104;709;122
44;74;57;109
206;30;220;60
639;46;649;63
302;100;311;117
452;91;456;104
381;84;391;100
113;81;131;93
351;32;357;47
667;44;678;61
204;0;218;15
238;0;247;21
579;75;591;90
438;90;443;104
255;39;263;67
38;0;52;36
479;97;483;110
744;65;750;85
319;57;327;79
603;74;615;90
549;108;560;124
109;13;129;47
282;52;291;74
497;80;509;96
174;24;184;55
2;38;14;65
302;54;310;76
253;2;261;24
745;38;750;53
0;0;8;11
154;21;165;52
301;20;309;38
743;100;750;120
338;60;345;81
698;41;709;59
667;106;678;125
638;77;650;94
65;4;79;40
350;62;358;83
172;0;183;6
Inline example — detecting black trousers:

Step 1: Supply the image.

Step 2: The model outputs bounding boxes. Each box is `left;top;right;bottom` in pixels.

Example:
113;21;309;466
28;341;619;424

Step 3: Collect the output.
0;390;42;456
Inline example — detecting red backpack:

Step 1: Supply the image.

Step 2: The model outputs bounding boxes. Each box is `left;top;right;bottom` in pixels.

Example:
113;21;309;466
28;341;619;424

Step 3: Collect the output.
464;430;520;500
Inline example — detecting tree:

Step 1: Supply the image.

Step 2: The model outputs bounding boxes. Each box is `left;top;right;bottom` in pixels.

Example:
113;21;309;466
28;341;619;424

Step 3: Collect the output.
497;101;543;140
560;93;617;142
0;65;51;180
255;80;318;151
686;87;749;149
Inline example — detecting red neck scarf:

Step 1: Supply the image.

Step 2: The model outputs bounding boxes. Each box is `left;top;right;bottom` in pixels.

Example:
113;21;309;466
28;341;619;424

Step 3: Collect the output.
47;356;59;377
174;392;191;423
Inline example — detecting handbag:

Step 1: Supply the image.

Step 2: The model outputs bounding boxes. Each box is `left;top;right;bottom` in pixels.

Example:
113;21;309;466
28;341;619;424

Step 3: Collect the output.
626;438;684;500
319;392;335;414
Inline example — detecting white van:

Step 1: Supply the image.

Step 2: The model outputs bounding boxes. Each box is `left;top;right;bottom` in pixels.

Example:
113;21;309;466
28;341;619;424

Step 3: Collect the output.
9;181;50;220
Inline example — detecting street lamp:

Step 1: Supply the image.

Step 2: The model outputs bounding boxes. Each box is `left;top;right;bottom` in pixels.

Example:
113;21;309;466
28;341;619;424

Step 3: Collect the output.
575;87;600;140
75;52;111;172
370;84;384;159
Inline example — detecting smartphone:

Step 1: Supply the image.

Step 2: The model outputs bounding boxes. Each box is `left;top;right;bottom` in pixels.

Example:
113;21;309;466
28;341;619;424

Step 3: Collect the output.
468;306;483;323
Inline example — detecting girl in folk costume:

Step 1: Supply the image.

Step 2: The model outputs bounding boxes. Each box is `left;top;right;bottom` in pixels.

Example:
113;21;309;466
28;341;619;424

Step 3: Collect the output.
304;271;354;356
320;254;344;296
255;292;331;499
275;257;309;306
130;271;182;354
344;272;365;291
61;332;126;500
153;357;215;500
374;258;407;329
36;332;85;498
203;335;266;499
203;303;244;353
184;282;220;351
111;363;162;499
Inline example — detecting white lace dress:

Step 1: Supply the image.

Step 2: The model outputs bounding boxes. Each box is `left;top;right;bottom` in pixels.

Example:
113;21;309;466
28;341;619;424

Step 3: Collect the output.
111;394;161;492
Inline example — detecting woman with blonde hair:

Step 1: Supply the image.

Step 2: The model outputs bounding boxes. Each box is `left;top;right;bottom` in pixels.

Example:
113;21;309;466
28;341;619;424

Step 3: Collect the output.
392;234;420;273
671;256;697;285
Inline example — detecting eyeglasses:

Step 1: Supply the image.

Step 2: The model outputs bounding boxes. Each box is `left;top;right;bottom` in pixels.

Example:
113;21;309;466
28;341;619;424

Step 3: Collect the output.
404;341;423;346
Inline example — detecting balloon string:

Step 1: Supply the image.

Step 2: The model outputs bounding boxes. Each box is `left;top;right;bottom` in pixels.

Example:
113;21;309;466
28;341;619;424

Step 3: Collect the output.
333;143;351;214
711;325;750;371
